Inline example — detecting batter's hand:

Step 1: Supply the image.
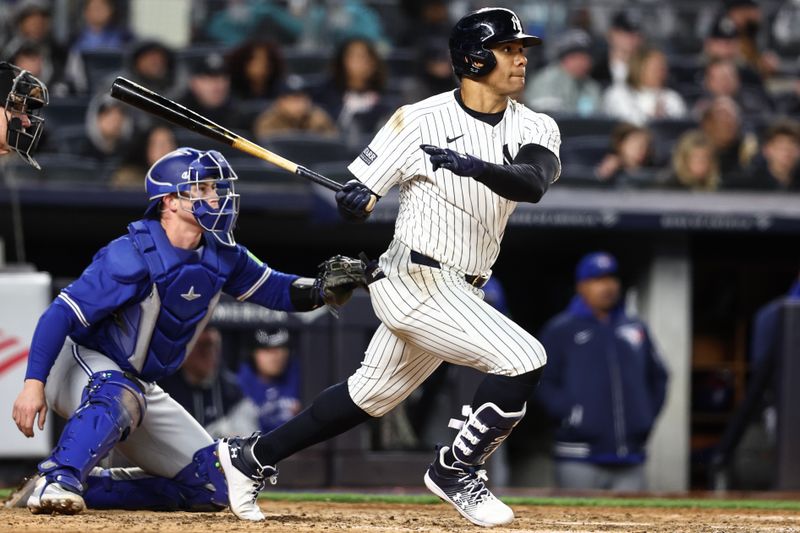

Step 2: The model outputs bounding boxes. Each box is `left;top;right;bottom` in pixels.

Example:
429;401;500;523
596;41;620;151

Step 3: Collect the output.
420;144;486;177
335;179;374;221
12;379;47;438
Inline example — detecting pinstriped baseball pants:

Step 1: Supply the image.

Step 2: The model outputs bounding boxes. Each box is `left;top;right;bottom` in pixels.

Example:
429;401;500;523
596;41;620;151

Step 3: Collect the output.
348;240;547;417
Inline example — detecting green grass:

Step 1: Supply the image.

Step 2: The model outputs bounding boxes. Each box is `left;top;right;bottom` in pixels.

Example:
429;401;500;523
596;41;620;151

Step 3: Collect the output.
3;487;798;511
257;491;800;511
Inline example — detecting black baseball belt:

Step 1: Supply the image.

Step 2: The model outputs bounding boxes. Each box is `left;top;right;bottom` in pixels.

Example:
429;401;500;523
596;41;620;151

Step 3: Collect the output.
410;250;489;288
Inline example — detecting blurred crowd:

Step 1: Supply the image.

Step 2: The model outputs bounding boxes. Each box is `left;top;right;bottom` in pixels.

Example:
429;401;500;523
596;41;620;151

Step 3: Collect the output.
0;0;798;191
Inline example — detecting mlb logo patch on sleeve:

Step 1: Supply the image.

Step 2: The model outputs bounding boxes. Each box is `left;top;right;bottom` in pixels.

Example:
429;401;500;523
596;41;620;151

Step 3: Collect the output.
359;147;378;165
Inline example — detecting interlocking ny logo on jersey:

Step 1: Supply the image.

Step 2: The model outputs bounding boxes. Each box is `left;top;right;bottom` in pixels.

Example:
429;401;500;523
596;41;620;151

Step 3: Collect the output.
359;146;378;166
181;286;202;301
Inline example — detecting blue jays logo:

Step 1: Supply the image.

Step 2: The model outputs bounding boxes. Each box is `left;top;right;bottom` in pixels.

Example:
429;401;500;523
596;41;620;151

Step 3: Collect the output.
616;324;644;349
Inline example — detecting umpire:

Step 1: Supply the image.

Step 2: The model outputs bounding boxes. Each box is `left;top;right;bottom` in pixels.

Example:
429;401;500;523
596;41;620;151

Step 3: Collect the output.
536;252;669;491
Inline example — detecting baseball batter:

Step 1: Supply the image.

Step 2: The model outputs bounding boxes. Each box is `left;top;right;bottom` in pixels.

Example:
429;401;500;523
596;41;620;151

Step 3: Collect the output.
10;147;364;514
218;7;561;528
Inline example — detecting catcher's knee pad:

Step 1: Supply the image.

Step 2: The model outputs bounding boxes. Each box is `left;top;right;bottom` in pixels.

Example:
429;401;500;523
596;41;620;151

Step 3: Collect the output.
40;370;146;489
170;442;228;510
449;402;526;466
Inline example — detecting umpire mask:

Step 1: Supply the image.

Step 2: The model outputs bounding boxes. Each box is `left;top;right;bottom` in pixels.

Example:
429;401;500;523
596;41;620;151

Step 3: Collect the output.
0;62;48;169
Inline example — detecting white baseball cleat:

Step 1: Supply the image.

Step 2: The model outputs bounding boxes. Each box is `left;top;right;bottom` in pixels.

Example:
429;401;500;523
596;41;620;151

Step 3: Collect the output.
424;446;514;527
217;437;277;521
27;476;86;515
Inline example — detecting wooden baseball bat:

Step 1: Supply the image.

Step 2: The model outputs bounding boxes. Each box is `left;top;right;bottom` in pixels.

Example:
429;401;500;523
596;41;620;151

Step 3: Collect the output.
110;77;376;211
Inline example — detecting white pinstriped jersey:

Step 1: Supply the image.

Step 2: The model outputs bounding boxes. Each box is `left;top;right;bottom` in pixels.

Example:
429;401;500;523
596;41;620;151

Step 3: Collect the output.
348;90;561;276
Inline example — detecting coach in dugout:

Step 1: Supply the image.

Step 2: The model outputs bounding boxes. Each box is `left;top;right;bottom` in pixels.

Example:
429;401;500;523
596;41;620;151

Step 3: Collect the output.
536;251;669;491
0;61;48;168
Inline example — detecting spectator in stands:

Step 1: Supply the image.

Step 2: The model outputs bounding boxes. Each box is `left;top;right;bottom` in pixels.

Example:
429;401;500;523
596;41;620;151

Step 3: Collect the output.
159;327;245;438
124;40;185;101
110;124;177;188
79;92;133;162
694;58;772;117
409;36;455;101
313;38;390;145
3;0;66;89
536;252;669;491
661;130;721;191
525;29;601;116
702;15;763;90
603;47;688;126
226;39;285;102
698;96;758;182
595;123;655;185
744;119;800;191
397;0;450;50
69;0;132;54
294;0;386;50
721;0;780;81
180;52;243;130
253;78;337;140
237;327;302;434
591;10;643;87
204;0;301;47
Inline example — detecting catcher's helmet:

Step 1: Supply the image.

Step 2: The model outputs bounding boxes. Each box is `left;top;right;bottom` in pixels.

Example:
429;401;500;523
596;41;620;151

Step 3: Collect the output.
144;147;240;246
450;7;542;78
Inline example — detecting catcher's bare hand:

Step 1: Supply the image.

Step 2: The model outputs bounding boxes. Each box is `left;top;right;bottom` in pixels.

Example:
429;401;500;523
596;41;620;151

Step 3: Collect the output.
316;255;367;312
12;379;47;438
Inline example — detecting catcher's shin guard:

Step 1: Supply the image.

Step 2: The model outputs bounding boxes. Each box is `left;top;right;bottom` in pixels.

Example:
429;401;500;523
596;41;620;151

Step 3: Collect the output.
32;370;145;514
83;443;227;511
450;402;526;466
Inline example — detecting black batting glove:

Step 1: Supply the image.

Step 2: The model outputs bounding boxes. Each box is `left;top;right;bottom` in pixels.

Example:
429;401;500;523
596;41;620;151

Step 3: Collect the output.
335;179;373;221
420;144;486;177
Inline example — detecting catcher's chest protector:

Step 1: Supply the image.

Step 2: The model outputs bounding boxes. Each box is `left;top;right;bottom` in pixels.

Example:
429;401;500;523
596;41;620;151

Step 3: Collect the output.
127;219;228;380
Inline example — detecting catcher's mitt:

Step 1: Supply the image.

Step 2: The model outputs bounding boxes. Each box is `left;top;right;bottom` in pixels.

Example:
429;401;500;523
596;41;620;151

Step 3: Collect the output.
317;255;367;311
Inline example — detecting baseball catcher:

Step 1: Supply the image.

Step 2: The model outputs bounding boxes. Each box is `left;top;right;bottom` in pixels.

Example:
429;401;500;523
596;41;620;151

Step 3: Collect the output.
10;147;366;514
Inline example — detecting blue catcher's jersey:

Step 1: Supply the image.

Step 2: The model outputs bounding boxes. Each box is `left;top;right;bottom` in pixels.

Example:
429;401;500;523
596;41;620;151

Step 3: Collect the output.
53;219;295;382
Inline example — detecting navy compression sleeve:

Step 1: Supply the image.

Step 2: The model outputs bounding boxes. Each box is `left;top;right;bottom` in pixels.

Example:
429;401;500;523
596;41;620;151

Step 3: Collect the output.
473;143;559;203
25;303;80;382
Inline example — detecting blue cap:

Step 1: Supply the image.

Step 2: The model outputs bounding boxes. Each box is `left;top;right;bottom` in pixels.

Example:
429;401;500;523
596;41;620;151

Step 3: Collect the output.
575;252;618;282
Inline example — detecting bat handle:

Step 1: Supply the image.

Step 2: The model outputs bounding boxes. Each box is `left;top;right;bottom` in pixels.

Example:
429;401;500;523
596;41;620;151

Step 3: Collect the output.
296;167;377;214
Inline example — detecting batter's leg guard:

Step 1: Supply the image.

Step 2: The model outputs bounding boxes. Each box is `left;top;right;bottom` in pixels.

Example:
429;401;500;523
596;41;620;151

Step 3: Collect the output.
423;402;526;527
83;443;227;511
449;402;526;466
28;370;146;515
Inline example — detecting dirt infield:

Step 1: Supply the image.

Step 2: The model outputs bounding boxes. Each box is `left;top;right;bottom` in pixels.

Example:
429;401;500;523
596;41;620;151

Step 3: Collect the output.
3;500;800;533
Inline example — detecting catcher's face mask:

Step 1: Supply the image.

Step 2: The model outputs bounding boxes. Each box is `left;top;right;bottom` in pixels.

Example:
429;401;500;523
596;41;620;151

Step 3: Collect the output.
0;62;48;169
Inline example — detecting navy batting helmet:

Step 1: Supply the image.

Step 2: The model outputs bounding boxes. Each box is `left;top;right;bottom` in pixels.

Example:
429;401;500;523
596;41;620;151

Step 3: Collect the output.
450;7;542;78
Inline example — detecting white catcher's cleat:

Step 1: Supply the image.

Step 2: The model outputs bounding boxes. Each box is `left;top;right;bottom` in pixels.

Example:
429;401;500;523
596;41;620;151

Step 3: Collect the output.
424;446;514;527
217;436;277;521
27;476;86;515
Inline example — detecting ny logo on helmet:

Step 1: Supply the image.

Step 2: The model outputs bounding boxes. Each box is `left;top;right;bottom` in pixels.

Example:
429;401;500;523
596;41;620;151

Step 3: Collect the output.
511;15;522;33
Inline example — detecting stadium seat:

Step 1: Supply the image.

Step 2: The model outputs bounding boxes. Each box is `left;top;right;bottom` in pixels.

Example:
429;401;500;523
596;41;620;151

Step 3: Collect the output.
282;49;332;77
648;117;699;165
6;154;104;184
81;50;125;93
262;134;356;167
557;164;607;188
43;97;91;130
386;48;416;78
310;160;356;185
560;135;609;167
554;116;620;140
47;124;89;155
225;158;297;184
